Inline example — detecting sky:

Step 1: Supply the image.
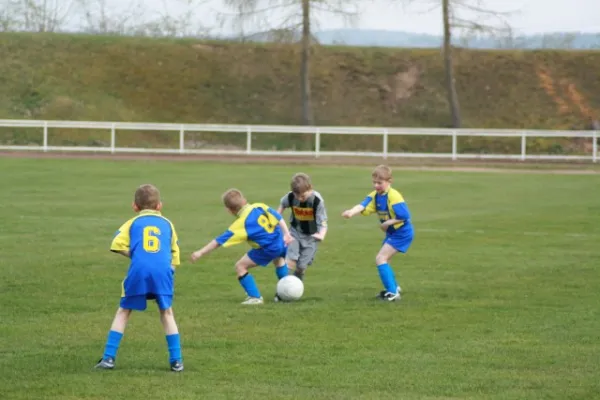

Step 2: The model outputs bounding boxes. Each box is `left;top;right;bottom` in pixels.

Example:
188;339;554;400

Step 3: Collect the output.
72;0;600;36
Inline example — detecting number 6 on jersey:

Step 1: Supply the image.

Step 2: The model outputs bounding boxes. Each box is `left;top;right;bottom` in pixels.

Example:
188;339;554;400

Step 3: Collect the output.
143;226;161;252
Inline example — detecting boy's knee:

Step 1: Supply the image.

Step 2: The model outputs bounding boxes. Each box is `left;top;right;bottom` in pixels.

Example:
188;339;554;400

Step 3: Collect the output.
235;261;248;275
375;254;388;265
160;307;174;317
117;307;132;316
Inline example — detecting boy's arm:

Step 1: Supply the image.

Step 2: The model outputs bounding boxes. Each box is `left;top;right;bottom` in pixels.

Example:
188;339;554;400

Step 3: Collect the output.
110;219;133;258
343;193;376;218
313;199;328;240
113;250;131;258
268;206;294;245
341;204;366;219
190;239;220;262
278;218;294;245
191;219;247;262
277;193;290;215
170;223;181;269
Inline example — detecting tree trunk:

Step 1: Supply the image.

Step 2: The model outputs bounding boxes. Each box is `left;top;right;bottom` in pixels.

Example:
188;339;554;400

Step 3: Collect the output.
442;0;461;128
300;0;314;125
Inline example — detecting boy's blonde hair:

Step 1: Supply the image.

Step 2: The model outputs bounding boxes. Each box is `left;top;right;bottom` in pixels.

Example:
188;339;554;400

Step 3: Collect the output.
372;165;392;181
222;188;247;213
134;184;161;210
290;172;312;194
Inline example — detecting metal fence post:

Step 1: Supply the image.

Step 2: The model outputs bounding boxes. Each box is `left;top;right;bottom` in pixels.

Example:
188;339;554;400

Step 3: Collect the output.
521;132;526;161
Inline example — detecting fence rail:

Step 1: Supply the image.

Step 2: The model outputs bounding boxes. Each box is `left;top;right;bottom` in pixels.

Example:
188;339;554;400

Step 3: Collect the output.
0;119;597;162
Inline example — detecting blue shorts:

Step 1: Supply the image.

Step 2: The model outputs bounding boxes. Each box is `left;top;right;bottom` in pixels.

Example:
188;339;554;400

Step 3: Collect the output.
120;294;173;311
383;233;414;253
247;246;287;267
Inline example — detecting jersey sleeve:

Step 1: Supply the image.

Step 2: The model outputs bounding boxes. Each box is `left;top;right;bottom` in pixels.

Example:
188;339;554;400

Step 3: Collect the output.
254;203;282;221
360;191;377;216
316;198;328;229
215;217;248;248
388;189;410;221
279;193;291;209
170;222;181;267
110;218;134;253
267;206;282;221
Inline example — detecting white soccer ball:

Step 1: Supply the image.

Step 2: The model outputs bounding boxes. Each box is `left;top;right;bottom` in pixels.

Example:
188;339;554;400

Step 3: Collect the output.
276;275;304;301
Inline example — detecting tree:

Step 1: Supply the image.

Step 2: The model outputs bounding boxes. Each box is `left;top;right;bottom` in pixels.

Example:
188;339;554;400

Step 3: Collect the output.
222;0;360;125
74;0;210;37
0;0;78;32
407;0;512;128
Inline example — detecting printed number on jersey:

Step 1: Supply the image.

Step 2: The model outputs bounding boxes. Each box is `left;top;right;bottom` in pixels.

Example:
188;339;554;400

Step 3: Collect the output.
143;226;161;252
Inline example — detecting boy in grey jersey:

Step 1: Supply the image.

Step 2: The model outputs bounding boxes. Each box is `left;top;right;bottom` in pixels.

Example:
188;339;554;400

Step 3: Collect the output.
277;173;328;284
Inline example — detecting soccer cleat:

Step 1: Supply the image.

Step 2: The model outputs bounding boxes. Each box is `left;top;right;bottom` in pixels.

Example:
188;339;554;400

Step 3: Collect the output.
377;288;401;302
377;286;402;299
94;357;115;370
274;293;282;302
241;296;264;305
170;360;184;372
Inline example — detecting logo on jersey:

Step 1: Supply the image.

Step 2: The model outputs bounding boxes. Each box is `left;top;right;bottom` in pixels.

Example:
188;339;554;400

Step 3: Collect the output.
292;206;314;221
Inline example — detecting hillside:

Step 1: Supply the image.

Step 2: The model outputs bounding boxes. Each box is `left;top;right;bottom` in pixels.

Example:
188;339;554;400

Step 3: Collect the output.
1;32;599;153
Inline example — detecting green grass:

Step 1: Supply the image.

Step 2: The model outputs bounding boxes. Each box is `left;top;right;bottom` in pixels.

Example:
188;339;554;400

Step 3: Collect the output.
1;32;600;155
1;157;599;400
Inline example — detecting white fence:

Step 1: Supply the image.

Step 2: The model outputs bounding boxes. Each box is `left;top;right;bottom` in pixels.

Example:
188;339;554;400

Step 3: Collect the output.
0;119;597;162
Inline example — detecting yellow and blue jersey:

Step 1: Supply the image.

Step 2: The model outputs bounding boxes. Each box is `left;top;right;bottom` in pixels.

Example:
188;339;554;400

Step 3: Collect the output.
215;203;285;252
111;210;180;297
360;187;413;237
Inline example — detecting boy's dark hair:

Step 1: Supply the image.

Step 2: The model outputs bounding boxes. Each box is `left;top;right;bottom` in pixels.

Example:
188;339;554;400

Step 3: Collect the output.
134;184;161;210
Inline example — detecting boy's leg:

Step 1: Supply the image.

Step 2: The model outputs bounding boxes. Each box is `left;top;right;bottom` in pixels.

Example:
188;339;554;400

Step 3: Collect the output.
272;253;289;280
375;243;400;301
96;307;133;369
236;253;263;304
158;303;183;372
285;239;300;278
294;238;318;281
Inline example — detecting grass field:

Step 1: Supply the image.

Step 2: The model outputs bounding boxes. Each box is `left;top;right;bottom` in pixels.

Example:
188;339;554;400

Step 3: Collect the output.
1;157;599;400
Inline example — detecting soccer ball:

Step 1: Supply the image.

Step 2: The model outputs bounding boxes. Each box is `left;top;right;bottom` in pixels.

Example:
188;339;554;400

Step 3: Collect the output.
276;275;304;301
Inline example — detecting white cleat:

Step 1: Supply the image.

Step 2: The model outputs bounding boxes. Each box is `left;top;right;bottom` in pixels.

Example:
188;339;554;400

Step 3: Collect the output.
241;296;264;305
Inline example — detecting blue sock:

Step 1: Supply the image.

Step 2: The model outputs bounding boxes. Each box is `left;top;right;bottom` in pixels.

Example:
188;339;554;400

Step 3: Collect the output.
238;273;261;298
166;333;182;363
275;264;288;280
377;263;398;294
103;330;123;359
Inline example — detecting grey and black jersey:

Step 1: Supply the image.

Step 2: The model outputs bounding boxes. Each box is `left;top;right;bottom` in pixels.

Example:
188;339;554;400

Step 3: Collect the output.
279;190;328;236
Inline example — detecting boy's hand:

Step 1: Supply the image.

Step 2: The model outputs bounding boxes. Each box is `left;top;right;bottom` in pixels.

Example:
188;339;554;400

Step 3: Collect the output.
311;232;324;241
190;250;203;263
283;233;294;246
380;220;395;232
341;210;353;219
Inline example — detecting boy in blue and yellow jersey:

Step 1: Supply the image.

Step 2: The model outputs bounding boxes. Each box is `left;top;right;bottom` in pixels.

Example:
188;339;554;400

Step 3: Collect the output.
190;188;294;305
342;165;414;301
95;184;184;372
